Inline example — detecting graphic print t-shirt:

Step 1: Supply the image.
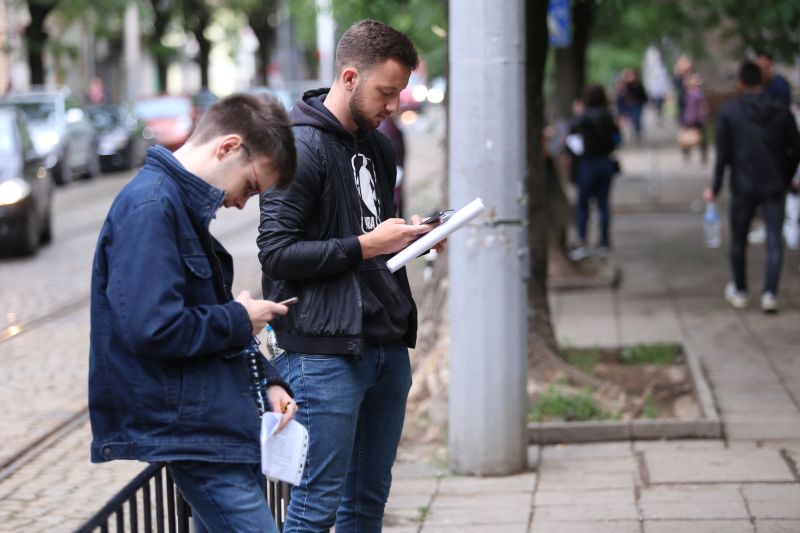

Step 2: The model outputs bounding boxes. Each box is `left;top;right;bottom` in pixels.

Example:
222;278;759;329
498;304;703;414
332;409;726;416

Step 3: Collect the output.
306;96;412;342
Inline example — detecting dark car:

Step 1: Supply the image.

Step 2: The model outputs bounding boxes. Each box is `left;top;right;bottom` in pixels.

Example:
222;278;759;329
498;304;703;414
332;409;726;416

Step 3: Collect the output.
134;95;194;151
0;108;54;255
87;104;152;170
1;87;99;185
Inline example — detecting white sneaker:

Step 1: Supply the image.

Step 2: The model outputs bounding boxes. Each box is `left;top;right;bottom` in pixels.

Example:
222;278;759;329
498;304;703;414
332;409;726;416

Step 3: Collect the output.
761;292;779;314
724;282;748;309
568;246;589;261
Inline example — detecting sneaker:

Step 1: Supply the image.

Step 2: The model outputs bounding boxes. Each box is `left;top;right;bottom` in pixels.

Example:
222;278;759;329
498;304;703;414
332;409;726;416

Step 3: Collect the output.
568;246;589;261
724;282;748;309
761;292;779;314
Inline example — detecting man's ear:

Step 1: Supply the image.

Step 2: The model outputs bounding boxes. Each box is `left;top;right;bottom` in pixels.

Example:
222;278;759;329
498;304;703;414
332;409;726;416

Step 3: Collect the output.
215;135;243;161
342;67;358;91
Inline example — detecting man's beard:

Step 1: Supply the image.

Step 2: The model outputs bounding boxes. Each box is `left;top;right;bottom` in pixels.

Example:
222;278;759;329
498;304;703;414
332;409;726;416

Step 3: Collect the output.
349;84;379;132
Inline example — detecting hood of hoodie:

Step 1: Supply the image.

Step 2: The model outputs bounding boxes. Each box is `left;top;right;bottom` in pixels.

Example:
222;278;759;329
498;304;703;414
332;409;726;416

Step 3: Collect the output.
290;89;375;144
739;92;784;125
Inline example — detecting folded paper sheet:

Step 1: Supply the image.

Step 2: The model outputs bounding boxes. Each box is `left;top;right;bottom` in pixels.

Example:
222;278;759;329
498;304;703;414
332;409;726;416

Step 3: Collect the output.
386;197;487;273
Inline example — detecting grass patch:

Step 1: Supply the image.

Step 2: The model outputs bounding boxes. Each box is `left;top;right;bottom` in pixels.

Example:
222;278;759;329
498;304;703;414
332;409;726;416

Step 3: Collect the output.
642;394;658;419
413;506;429;523
530;385;616;422
563;347;601;373
621;342;681;366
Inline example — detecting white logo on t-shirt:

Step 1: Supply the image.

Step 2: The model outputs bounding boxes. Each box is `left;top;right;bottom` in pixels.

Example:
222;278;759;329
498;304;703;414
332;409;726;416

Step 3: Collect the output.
352;153;382;232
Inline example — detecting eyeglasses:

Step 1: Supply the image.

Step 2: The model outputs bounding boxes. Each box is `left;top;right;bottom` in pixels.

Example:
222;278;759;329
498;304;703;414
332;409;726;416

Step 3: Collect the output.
240;144;262;197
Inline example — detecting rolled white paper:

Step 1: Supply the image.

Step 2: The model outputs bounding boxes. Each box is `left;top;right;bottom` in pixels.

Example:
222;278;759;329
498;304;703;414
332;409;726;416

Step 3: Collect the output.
386;197;487;273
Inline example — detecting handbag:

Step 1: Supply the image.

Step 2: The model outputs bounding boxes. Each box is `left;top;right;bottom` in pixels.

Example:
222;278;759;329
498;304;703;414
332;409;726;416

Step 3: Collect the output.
677;127;702;148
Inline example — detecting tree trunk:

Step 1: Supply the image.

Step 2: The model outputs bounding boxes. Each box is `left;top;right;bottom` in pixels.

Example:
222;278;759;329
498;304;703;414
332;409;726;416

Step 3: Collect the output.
248;0;278;86
150;0;174;93
552;0;595;120
188;3;212;88
25;3;57;86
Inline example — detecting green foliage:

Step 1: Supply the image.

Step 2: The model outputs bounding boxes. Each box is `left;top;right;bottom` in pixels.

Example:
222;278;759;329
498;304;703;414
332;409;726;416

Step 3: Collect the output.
329;0;447;78
563;347;601;373
530;386;615;422
620;342;681;366
642;394;658;419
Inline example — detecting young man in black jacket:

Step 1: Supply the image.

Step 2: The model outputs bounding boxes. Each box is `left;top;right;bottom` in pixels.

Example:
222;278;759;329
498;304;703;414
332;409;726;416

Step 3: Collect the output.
704;61;800;313
257;20;436;532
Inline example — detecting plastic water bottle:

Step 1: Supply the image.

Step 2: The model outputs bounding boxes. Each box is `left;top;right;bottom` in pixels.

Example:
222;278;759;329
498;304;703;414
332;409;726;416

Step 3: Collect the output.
264;324;284;360
703;202;722;248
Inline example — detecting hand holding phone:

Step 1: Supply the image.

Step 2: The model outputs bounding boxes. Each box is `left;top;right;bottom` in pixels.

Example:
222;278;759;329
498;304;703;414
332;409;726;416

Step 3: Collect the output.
278;297;299;306
420;209;454;225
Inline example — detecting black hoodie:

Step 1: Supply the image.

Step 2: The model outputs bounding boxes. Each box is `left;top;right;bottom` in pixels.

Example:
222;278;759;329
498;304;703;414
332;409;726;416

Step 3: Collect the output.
257;90;416;355
713;92;800;197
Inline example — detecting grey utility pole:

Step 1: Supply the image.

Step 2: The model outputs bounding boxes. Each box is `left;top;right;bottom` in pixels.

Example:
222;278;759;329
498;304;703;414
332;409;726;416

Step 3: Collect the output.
448;0;528;475
123;1;140;104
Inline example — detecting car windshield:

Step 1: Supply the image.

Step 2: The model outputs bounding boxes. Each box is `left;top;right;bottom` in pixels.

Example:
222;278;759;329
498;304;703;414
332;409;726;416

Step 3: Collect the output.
6;100;56;124
0;114;16;153
87;106;124;129
135;97;192;120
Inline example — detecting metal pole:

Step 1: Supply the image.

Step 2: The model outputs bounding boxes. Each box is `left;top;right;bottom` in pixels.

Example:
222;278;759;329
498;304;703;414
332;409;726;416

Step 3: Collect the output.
123;1;140;104
315;0;335;83
448;0;528;475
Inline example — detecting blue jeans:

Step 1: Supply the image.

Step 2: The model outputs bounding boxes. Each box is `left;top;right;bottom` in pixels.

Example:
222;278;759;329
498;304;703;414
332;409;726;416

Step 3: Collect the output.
575;156;615;248
167;462;278;533
274;341;412;533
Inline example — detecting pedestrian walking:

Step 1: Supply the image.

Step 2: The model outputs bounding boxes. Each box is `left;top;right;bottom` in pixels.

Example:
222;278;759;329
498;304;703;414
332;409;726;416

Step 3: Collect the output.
567;84;621;261
257;19;439;533
755;52;793;108
88;93;299;532
616;68;648;141
704;61;800;313
680;73;709;164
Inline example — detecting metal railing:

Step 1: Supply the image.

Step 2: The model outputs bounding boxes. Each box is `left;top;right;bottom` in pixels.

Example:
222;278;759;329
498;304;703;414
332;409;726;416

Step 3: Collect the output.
75;463;290;533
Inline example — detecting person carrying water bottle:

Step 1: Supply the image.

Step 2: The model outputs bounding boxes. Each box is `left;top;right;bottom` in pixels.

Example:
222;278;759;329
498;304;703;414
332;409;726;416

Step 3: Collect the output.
704;60;800;313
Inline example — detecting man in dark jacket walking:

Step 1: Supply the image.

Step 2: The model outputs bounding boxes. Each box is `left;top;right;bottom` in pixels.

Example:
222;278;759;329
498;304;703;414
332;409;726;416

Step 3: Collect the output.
705;61;800;313
89;94;298;532
258;20;435;533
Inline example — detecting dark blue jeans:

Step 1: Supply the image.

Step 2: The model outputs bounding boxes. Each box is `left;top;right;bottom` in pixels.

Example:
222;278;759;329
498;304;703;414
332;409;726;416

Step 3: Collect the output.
729;192;786;294
274;341;411;533
575;156;615;248
167;462;278;533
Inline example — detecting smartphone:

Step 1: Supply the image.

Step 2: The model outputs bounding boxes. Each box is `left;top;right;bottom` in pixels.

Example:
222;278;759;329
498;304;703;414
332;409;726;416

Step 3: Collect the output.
277;297;299;306
420;209;454;225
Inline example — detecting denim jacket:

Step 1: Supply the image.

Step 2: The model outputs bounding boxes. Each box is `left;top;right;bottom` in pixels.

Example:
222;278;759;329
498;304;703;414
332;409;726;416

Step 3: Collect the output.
89;146;285;464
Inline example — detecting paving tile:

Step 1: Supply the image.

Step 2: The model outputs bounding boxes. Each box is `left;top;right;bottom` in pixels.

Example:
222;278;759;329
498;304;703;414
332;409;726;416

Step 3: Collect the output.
532;502;638;521
639;483;742;503
644;520;755;533
424;499;530;527
534;488;636;506
541;442;633;461
644;448;795;483
422;524;528;533
640;500;749;520
537;470;637;490
531;520;640;533
754;519;800;532
436;473;536;495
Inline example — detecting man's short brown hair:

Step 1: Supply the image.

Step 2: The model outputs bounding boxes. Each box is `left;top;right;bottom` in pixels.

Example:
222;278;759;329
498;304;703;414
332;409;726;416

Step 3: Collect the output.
189;93;296;190
335;20;420;76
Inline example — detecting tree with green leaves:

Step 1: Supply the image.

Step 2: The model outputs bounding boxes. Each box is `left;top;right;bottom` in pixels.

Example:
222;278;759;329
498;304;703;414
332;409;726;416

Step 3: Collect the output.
180;0;214;89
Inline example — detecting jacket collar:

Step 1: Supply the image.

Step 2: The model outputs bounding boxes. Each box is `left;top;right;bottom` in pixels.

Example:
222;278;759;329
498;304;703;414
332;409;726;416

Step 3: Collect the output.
147;145;224;228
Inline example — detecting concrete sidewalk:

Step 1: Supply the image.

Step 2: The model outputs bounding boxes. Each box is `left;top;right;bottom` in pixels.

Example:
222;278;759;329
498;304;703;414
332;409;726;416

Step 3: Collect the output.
384;121;800;532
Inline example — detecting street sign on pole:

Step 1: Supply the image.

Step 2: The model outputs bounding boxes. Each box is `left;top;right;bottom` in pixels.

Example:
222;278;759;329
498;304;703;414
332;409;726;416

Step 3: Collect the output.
548;0;572;48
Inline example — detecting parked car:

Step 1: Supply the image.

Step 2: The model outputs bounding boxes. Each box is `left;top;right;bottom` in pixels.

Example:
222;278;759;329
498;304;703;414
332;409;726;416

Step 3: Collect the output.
192;89;219;123
86;104;152;170
134;95;194;151
1;87;99;186
0;108;54;255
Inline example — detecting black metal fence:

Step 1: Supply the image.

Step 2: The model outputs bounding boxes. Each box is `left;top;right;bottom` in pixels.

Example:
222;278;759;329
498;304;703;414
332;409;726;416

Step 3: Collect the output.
75;463;290;533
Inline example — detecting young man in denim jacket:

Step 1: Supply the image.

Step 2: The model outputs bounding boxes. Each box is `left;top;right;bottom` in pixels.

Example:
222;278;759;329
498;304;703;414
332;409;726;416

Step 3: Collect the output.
89;94;298;532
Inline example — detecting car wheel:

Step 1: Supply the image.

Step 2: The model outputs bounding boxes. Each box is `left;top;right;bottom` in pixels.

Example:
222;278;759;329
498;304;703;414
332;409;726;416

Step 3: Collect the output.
40;207;53;245
122;142;135;170
18;212;40;256
88;150;101;178
54;158;73;186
